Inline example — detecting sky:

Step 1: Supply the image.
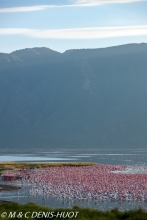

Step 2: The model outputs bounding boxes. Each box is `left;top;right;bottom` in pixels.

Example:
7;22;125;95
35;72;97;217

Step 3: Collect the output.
0;0;147;53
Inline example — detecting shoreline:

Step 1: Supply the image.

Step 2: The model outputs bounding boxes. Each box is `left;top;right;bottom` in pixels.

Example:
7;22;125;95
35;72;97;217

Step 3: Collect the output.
0;184;21;191
0;161;96;174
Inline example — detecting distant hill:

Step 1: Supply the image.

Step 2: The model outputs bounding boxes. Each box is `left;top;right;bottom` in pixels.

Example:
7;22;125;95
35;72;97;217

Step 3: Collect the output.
0;43;147;149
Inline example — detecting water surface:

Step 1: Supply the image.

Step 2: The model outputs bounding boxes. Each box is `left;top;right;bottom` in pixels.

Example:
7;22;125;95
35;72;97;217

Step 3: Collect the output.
1;148;147;210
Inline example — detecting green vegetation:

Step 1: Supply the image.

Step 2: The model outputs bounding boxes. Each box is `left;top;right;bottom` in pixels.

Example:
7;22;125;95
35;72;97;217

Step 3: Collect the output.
0;162;96;173
0;202;147;220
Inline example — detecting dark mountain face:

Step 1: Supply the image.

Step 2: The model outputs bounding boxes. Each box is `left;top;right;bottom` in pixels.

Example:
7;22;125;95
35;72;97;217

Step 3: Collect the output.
0;44;147;149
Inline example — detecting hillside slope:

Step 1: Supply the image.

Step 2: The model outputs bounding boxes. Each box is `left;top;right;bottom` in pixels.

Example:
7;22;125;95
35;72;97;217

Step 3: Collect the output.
0;44;147;149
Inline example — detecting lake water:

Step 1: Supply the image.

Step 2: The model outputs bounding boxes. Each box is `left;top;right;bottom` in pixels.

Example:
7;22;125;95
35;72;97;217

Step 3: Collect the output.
0;148;147;165
1;148;147;210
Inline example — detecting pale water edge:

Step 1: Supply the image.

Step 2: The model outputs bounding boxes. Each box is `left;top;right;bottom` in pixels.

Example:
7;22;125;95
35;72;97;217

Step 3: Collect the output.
0;148;147;165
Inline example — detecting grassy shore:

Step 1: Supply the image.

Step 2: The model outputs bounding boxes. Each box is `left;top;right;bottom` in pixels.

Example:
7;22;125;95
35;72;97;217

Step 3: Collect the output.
0;202;147;220
0;162;96;174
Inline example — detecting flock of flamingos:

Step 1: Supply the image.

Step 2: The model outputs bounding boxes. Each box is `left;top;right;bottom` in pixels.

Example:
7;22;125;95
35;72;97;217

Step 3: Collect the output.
2;164;147;202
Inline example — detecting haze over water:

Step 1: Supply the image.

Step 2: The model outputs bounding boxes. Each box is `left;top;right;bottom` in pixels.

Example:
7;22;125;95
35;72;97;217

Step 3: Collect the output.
0;148;147;166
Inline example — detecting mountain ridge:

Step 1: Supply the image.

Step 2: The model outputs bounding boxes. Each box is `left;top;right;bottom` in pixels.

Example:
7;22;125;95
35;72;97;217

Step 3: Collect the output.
1;43;147;61
0;43;147;149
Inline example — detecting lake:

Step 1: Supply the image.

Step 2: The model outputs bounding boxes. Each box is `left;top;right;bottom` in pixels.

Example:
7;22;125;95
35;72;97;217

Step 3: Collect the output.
0;148;147;211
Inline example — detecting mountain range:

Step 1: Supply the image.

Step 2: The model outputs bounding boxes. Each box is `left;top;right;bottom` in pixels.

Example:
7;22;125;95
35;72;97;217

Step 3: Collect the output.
0;43;147;149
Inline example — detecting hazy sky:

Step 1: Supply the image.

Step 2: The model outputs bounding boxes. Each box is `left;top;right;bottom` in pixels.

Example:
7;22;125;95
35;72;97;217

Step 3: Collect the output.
0;0;147;53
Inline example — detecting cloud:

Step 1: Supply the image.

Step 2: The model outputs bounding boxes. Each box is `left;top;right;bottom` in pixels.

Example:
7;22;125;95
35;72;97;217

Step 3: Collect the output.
0;0;146;13
0;28;30;35
73;0;146;5
0;5;64;13
0;26;147;39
